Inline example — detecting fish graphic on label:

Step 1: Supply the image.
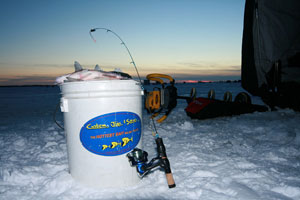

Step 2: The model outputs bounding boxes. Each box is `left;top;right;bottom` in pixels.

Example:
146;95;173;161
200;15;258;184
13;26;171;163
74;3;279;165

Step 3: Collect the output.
110;142;121;149
102;138;133;151
102;145;110;150
122;137;133;147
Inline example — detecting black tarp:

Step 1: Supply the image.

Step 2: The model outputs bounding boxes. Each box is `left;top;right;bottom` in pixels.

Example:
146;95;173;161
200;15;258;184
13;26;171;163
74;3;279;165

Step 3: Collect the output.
242;0;300;110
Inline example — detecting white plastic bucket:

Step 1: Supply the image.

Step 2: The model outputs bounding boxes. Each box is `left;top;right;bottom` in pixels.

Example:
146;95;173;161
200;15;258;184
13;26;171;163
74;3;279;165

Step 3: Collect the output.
59;80;143;188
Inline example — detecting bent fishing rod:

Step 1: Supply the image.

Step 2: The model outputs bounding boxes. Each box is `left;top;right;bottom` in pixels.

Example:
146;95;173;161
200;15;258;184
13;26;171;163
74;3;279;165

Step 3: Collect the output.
89;28;142;87
90;28;175;188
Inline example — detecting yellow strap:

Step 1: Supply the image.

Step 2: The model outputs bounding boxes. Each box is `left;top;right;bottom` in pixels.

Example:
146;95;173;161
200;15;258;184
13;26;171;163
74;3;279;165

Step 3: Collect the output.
151;113;159;118
156;115;167;123
146;73;174;84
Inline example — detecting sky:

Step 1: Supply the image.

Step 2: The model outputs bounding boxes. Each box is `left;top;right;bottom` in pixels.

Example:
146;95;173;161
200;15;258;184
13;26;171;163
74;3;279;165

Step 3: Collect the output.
0;0;245;85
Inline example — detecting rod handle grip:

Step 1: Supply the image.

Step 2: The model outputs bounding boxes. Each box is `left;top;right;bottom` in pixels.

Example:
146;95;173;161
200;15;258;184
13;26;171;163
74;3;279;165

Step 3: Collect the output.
165;172;176;188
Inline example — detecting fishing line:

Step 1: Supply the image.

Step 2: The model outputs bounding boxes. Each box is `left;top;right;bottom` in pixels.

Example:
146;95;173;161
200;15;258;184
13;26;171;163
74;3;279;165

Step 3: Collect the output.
89;28;143;89
151;117;159;138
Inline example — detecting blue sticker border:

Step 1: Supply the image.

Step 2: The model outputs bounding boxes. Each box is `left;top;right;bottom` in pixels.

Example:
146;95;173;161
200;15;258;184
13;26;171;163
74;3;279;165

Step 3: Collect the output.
79;112;142;156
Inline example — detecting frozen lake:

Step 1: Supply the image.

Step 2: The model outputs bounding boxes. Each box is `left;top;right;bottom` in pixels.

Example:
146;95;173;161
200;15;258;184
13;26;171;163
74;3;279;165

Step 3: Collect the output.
1;82;300;200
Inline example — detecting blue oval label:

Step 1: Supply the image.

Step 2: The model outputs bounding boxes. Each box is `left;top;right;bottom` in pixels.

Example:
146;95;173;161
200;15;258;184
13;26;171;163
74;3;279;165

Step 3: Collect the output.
80;112;142;156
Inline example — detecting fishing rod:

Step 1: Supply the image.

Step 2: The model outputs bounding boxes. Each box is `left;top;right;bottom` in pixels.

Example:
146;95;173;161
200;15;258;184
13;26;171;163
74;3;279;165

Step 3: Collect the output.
89;28;143;87
90;28;175;188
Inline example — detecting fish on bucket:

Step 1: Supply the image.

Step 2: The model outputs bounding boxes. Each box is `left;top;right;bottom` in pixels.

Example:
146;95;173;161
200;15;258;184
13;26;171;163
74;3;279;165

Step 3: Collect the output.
55;61;130;84
101;137;133;151
110;142;121;149
102;145;110;150
122;137;133;147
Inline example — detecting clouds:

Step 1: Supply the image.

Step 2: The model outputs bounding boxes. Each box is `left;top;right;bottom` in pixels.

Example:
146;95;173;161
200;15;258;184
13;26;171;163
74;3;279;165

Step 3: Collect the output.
177;62;240;73
0;75;56;86
135;61;241;80
0;63;72;85
0;62;72;68
0;59;241;85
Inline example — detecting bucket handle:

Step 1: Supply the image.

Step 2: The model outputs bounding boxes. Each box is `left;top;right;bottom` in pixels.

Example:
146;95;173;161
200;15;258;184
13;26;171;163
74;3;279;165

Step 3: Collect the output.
53;101;64;130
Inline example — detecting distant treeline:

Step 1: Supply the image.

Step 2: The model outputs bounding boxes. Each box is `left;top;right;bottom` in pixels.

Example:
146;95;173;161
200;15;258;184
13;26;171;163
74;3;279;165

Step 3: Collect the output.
143;80;241;85
0;80;242;87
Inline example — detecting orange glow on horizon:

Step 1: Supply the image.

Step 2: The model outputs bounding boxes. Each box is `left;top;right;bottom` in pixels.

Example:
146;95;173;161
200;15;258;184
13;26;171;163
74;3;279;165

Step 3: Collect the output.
199;80;212;83
176;80;199;83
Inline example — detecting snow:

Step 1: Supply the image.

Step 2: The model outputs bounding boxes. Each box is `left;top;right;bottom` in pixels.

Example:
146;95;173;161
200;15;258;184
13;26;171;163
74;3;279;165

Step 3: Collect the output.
1;83;300;200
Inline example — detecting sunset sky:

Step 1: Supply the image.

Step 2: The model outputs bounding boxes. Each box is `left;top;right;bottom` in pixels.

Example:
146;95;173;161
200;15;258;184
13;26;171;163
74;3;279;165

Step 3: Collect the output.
0;0;245;85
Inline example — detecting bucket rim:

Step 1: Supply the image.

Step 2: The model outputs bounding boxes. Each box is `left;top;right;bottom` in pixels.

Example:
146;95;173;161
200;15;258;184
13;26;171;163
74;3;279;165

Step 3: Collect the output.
59;79;140;86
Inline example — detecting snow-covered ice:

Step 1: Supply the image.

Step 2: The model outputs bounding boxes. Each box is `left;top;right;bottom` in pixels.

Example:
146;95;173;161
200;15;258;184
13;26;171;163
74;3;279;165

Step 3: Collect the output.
1;82;300;200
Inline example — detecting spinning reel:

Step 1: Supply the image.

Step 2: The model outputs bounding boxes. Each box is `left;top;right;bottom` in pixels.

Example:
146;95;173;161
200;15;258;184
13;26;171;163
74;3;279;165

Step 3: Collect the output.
127;137;176;188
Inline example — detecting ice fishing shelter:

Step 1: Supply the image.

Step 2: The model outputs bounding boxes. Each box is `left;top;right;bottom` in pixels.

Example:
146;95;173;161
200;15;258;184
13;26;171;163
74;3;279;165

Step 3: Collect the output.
241;0;300;110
